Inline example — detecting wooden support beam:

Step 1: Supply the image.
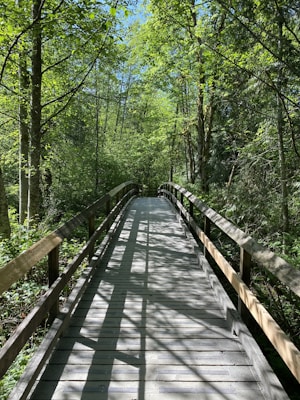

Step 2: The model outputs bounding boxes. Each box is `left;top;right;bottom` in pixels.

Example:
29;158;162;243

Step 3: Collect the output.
48;245;60;322
88;214;95;261
238;248;252;321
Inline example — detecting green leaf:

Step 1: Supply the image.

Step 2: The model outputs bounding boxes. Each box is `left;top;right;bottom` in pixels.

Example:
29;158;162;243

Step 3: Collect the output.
110;7;117;17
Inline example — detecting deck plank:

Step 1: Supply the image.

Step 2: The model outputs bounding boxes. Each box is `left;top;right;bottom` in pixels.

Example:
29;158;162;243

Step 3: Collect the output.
30;197;267;399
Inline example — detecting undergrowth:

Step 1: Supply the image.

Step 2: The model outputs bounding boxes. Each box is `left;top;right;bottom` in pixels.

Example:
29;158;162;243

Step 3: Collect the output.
0;215;87;400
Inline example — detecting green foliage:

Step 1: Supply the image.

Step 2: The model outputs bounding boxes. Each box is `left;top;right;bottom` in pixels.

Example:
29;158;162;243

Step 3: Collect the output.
0;341;42;400
0;0;300;396
0;209;47;266
0;227;86;398
251;268;300;347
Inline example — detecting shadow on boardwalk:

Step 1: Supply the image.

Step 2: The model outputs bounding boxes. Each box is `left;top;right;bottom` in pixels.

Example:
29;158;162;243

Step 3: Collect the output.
31;198;265;400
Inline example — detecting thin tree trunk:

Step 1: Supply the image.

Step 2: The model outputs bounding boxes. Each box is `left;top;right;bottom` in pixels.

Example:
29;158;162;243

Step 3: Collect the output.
29;0;43;221
189;2;209;192
277;14;289;233
169;103;179;182
0;166;11;239
201;89;215;193
180;78;196;183
19;52;30;224
94;68;101;194
119;73;131;138
186;130;196;183
114;73;126;139
103;78;110;137
196;79;206;190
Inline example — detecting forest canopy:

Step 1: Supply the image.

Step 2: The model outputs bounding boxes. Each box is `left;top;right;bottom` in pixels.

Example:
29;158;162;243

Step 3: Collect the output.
0;0;299;265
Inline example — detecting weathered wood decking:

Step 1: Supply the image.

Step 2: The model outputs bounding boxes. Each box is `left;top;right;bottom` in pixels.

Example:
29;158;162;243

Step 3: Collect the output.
29;197;274;399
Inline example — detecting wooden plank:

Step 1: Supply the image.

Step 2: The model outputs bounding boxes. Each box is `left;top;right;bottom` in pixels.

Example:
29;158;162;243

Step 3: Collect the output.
7;196;135;399
30;380;265;400
40;364;260;382
7;250;102;400
196;250;290;400
28;197;281;400
49;349;253;366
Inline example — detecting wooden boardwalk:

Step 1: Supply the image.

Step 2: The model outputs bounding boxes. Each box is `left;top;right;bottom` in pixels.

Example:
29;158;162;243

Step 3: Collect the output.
29;197;271;399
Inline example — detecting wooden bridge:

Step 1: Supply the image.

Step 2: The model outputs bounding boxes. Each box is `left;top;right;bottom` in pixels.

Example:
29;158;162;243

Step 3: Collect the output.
0;182;299;399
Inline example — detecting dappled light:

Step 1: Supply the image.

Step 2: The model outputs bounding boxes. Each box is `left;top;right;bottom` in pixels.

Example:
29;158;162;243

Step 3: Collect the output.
1;0;300;398
30;198;270;400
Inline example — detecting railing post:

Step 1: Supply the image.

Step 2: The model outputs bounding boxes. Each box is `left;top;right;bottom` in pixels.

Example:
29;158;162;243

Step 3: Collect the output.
88;214;95;261
116;189;121;204
189;201;194;230
48;245;60;323
203;216;211;261
189;201;193;218
180;192;184;216
180;192;184;205
238;247;252;322
106;196;111;232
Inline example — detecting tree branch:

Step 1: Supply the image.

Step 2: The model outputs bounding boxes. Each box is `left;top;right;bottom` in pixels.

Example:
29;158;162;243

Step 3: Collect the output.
199;35;300;110
52;0;66;14
42;53;73;75
215;0;300;77
41;31;111;132
0;0;46;84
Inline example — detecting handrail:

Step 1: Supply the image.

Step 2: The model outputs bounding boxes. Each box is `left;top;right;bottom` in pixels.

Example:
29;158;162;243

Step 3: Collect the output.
0;181;139;379
158;182;300;384
0;181;137;296
159;182;300;296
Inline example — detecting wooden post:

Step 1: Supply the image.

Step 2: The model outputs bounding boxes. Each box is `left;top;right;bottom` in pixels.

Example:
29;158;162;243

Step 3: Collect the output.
189;201;194;230
88;214;95;261
180;192;184;216
48;245;59;323
106;197;111;232
168;184;171;200
238;247;252;322
106;197;111;216
203;216;211;257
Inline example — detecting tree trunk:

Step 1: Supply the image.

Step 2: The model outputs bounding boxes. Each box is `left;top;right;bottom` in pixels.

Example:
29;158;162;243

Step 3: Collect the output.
19;51;30;224
0;166;11;239
119;73;131;137
201;90;215;193
277;13;289;233
196;79;206;190
169;103;179;182
190;3;209;193
29;0;43;221
103;78;110;137
94;67;101;195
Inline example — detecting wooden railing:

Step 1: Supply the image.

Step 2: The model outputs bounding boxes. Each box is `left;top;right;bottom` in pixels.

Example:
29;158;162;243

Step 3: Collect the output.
158;182;300;384
0;181;139;381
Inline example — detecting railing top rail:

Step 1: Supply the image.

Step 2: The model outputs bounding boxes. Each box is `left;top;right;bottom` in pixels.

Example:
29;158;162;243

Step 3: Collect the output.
160;182;300;298
0;181;138;296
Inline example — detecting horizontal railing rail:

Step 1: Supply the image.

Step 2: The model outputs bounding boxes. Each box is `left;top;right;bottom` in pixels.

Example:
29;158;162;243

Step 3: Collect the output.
0;181;140;380
158;182;300;384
